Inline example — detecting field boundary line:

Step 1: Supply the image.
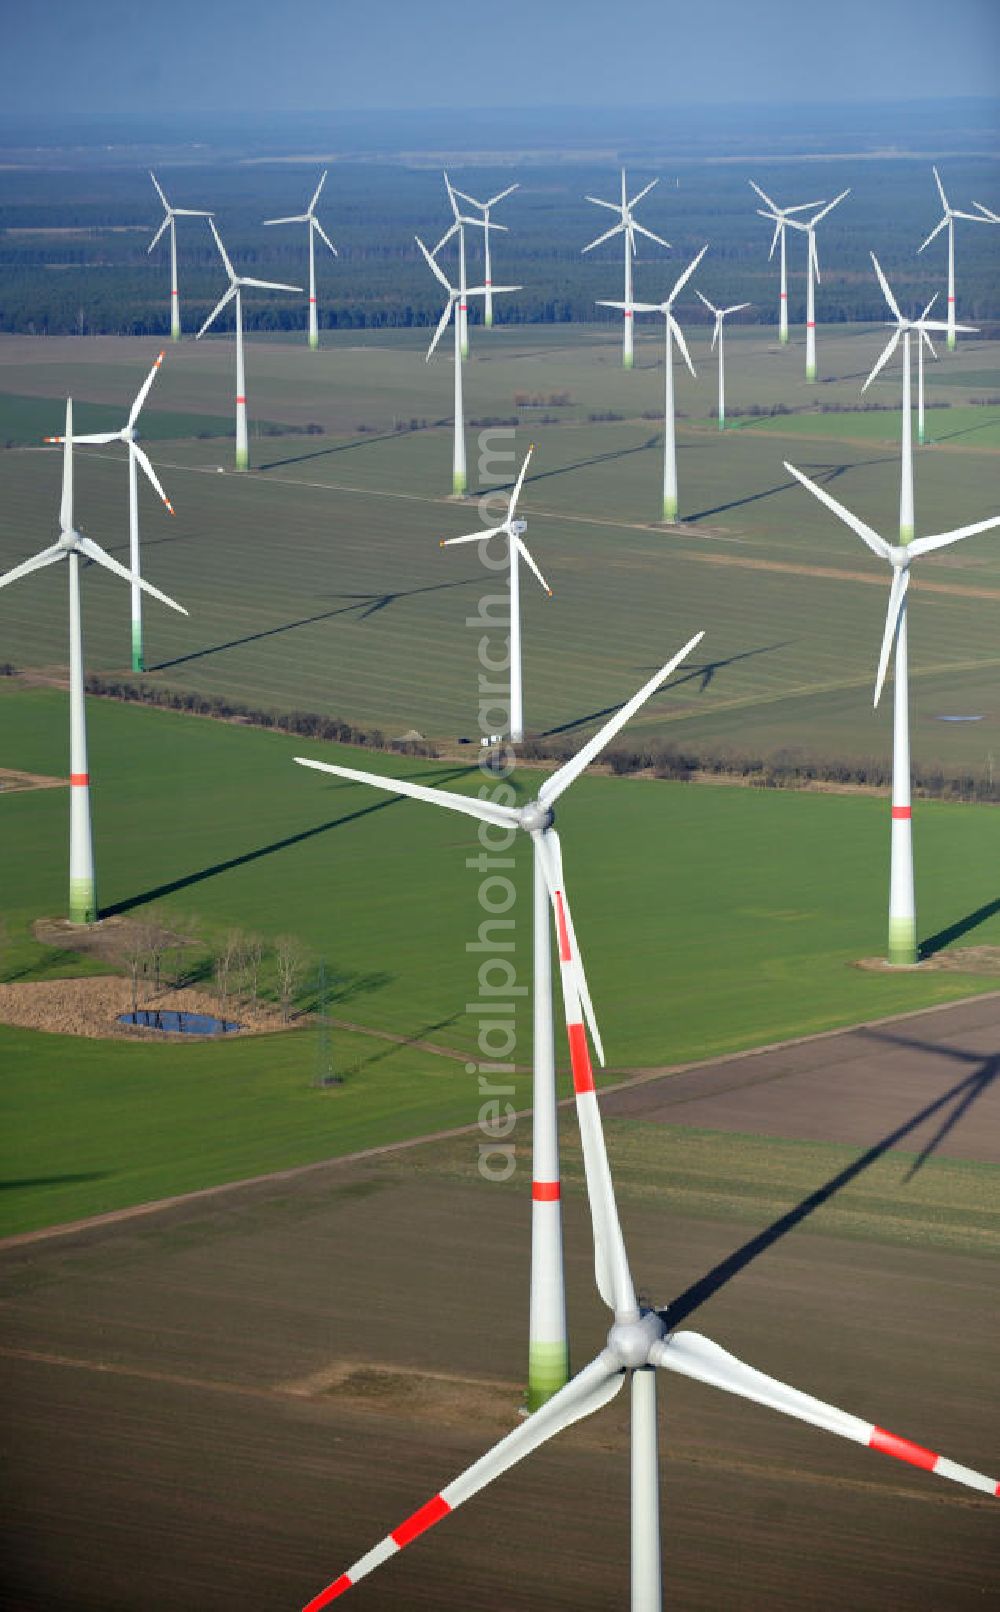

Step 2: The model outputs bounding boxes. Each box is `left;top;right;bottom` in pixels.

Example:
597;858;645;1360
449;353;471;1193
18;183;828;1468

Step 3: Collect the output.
2;989;998;1254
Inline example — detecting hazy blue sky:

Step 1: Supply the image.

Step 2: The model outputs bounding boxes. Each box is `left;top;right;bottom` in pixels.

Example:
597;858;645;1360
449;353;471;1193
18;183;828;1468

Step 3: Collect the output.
2;0;998;115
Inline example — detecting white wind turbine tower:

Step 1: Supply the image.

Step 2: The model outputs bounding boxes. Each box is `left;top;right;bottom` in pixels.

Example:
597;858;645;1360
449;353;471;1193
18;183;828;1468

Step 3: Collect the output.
918;167;985;351
601;244;708;521
748;180;824;345
785;462;1000;967
583;170;670;370
0;403;187;924
440;444;549;744
196;219;301;471
298;690;999;1609
449;180;519;328
147;173;211;342
786;189;850;381
417;235;519;496
294;637;705;1414
262;172;338;350
862;254;973;535
695;291;750;429
49;352;177;672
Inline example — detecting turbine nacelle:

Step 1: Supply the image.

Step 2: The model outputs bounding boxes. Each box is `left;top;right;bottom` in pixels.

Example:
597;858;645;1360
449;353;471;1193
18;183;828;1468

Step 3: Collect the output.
517;799;555;836
607;1307;665;1366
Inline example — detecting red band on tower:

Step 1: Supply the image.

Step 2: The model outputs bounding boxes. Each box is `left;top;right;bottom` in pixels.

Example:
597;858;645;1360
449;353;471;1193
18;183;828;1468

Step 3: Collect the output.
533;1181;561;1201
70;773;89;787
891;806;912;821
236;396;246;405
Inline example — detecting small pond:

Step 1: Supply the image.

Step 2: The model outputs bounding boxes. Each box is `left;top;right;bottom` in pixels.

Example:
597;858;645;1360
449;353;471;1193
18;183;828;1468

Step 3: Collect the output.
118;1009;243;1036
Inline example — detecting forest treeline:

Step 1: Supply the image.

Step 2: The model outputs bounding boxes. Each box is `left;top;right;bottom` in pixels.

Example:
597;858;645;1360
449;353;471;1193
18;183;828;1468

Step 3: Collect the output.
2;157;998;336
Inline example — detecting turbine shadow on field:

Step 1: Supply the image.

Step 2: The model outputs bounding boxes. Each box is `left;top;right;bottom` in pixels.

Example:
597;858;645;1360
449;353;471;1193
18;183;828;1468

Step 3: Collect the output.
683;454;894;524
919;895;1000;958
539;642;790;738
658;1044;999;1329
147;579;482;672
0;1172;110;1193
255;428;412;471
346;1011;466;1077
473;434;661;498
102;764;476;917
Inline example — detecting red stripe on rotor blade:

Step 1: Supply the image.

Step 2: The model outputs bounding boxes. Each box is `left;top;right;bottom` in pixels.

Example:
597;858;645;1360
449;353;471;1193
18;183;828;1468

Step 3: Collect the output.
533;1181;561;1201
303;1574;353;1609
567;1022;595;1094
70;773;89;787
869;1427;938;1471
554;892;572;962
391;1494;451;1548
891;806;912;820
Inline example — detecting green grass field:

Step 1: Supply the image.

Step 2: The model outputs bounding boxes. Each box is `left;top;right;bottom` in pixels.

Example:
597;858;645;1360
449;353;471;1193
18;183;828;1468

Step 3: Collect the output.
1;327;997;773
4;683;1000;1233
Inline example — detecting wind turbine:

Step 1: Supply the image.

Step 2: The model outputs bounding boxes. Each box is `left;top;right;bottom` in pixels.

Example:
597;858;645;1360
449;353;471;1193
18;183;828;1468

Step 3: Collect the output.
918;167;985;351
147;172;211;342
196;219;301;471
748;180;824;345
862;255;975;529
601;244;708;522
440;444;549;744
433;173;496;359
695;291;751;429
785;461;1000;966
262;171;338;350
294;637;704;1413
786;189;850;381
48;352;176;671
0;403;187;924
299;741;998;1612
417;235;519;496
449;180;519;328
583;170;670;370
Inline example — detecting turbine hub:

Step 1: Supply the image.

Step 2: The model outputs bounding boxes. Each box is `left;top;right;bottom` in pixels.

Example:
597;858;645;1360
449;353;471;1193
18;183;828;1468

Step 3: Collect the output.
518;800;554;835
889;548;910;569
607;1307;667;1369
510;519;526;537
58;528;79;550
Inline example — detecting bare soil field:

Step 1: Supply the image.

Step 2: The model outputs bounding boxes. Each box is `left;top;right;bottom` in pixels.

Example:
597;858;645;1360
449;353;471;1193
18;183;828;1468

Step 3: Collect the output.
602;993;1000;1161
0;767;65;793
1;998;997;1610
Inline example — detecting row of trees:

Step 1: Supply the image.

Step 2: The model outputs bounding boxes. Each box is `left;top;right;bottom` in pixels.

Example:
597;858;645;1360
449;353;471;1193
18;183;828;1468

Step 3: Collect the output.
110;910;312;1026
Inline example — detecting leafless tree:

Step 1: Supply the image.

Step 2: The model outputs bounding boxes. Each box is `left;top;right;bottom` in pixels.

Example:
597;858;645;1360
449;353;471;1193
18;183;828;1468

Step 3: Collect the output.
274;934;309;1023
244;933;264;1019
214;929;245;1023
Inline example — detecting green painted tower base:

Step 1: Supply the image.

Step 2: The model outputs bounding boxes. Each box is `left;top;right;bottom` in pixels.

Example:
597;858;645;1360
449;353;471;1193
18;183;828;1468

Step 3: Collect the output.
308;332;319;351
947;334;956;352
718;417;725;431
887;916;918;967
623;351;634;371
806;365;817;382
131;624;144;674
235;446;249;472
662;496;678;523
452;470;467;496
779;330;789;345
526;1342;570;1412
69;879;97;926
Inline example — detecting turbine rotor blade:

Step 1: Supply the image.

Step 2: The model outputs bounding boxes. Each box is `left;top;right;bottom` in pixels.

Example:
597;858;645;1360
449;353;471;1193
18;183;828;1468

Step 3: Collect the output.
261;214;308;226
60;400;73;531
75;536;188;614
783;462;893;560
486;183;519;206
869;252;901;322
669;314;697;377
238;276;302;292
439;524;508;548
582;221;624;254
513;533;551;598
767;218;781;260
308;170;328;213
293;757;520;832
918;215;948;252
631;222;671;250
0;544;66;591
416;234;454;293
301;1352;624;1610
907;514;1000;559
810;187;850;225
873;568;909;708
147;215;170;254
932;164;949;213
128;349;166;429
652;1330;999;1498
132;442;175;514
426;296;455;360
861;328;901;393
506;443;533;525
543;827;602;1065
149;171;169;211
629;178;658;207
208;217;236;282
196;284;238;339
748;179;778;211
668;243;709;305
539;633;704;808
313;219;338;257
